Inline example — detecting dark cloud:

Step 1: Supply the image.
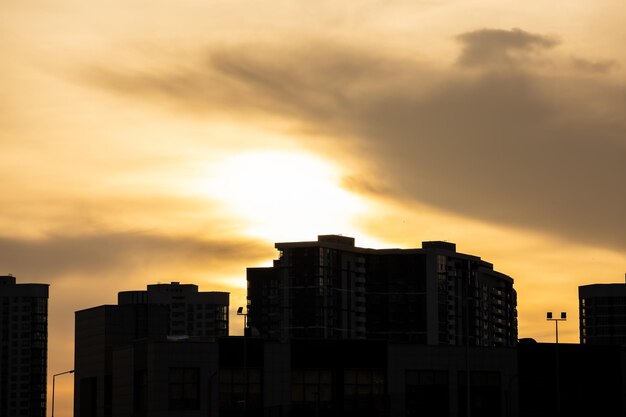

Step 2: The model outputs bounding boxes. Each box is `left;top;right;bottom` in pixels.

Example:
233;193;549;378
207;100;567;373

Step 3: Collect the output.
0;231;270;280
571;57;618;74
456;28;558;68
85;29;626;252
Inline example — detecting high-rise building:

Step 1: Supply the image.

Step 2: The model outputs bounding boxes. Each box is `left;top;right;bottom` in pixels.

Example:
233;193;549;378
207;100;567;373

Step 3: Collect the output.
74;282;228;417
118;282;229;337
248;235;367;340
0;275;49;417
247;235;517;346
579;276;626;345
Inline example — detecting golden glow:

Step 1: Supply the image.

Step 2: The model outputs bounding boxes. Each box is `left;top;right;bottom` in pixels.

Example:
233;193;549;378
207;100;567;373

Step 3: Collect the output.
3;2;625;415
196;150;371;243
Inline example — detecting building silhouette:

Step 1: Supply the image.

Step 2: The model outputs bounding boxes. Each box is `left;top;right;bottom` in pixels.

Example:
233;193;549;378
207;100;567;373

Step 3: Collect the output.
518;339;626;417
73;282;228;417
75;335;517;417
0;275;49;417
579;276;626;345
247;235;517;346
71;240;626;416
118;282;229;337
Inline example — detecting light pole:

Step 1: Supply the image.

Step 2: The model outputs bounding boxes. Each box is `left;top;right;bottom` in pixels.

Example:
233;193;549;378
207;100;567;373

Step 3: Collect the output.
464;269;471;417
237;306;248;417
546;311;566;417
52;369;74;417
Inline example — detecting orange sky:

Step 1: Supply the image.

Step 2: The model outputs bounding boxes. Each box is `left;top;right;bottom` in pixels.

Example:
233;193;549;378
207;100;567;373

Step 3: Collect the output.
1;1;625;415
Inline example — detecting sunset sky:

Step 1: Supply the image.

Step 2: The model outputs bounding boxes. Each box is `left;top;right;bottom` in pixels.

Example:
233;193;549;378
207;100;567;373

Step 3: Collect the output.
2;1;625;414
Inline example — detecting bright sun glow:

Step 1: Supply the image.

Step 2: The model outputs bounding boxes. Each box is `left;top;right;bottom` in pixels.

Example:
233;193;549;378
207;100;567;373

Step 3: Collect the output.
199;150;370;243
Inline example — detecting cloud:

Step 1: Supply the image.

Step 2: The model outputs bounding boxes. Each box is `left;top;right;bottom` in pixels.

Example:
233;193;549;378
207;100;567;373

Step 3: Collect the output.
1;229;269;417
0;231;270;280
455;28;559;68
85;43;398;122
83;30;626;253
571;57;618;74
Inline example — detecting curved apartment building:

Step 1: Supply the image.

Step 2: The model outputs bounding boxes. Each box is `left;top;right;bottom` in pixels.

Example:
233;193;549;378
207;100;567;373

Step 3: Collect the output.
247;235;517;346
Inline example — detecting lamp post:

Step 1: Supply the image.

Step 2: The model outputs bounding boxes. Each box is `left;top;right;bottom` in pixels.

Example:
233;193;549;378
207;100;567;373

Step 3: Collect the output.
237;306;248;416
237;306;248;333
52;369;74;417
546;311;566;417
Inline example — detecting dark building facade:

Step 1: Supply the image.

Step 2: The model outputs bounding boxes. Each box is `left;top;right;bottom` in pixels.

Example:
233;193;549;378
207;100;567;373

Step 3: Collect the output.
72;335;626;417
110;338;219;417
248;235;367;340
518;340;626;417
579;278;626;345
0;275;49;417
218;339;519;417
247;235;517;346
74;282;228;417
86;337;518;417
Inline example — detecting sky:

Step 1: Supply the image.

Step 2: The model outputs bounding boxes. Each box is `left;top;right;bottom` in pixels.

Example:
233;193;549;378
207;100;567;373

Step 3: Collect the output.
1;1;625;414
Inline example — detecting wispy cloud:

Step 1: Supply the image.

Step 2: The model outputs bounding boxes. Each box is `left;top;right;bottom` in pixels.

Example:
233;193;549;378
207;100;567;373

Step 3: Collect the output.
0;231;270;280
571;57;618;74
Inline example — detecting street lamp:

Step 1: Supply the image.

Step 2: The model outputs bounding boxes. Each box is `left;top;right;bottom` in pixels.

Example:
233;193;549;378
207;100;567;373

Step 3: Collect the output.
546;311;566;417
52;369;74;417
237;306;248;332
546;312;566;343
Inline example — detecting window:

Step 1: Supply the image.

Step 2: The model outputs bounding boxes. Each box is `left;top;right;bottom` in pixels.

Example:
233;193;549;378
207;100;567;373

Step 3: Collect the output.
438;256;447;273
292;369;332;403
169;368;200;410
406;370;448;417
457;371;501;417
344;368;386;414
290;368;334;415
219;368;262;410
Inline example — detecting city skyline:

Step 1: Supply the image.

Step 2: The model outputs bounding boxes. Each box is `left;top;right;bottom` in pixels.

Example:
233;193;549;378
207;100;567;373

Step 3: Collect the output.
2;1;625;415
4;238;624;416
70;242;625;416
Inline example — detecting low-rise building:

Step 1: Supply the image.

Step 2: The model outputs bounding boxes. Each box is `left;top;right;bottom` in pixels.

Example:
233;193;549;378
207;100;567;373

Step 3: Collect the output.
82;337;518;417
74;282;228;417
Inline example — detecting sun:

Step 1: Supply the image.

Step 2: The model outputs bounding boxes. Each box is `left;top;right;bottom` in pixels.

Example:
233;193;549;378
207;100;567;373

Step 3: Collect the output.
198;150;370;243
